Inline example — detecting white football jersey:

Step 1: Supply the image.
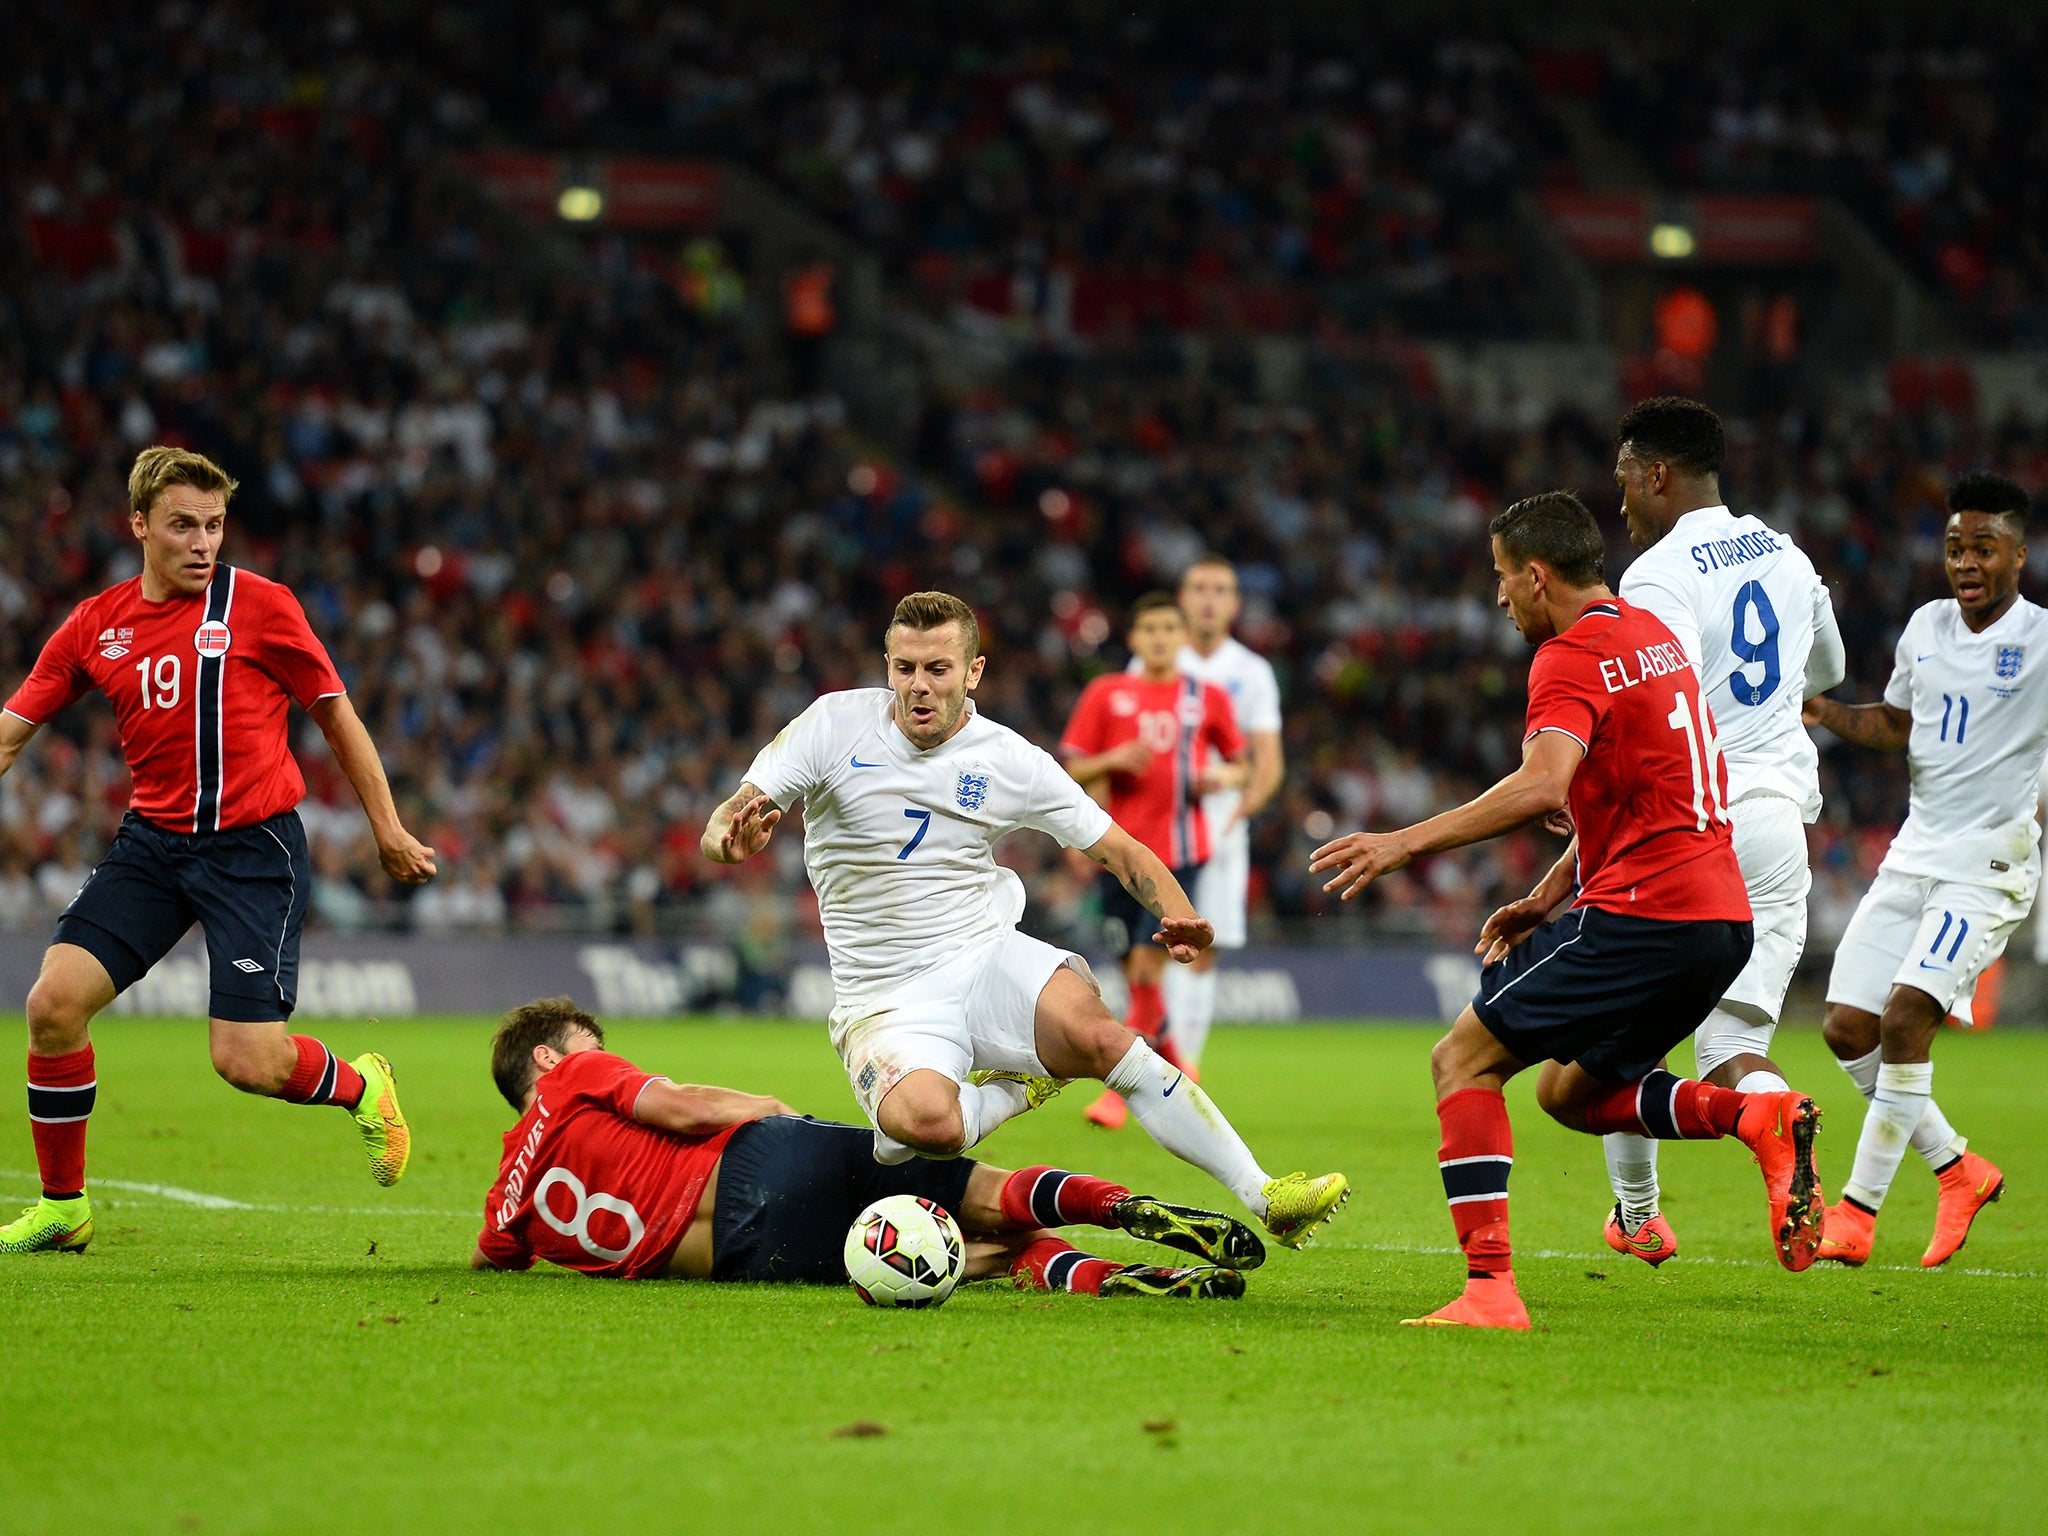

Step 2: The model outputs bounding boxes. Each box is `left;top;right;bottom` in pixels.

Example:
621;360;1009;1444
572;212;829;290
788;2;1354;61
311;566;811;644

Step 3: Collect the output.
745;689;1113;1006
1878;597;2048;895
1127;637;1281;854
1619;505;1830;819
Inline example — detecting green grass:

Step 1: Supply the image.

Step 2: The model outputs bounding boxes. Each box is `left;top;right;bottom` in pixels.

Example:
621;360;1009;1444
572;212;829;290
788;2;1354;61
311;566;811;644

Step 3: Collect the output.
2;1016;2045;1535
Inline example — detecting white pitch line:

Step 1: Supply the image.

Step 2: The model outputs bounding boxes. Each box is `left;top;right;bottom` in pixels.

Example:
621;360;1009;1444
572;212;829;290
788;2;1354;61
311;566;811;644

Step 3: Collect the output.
1;1170;470;1220
1325;1238;2048;1282
87;1176;254;1209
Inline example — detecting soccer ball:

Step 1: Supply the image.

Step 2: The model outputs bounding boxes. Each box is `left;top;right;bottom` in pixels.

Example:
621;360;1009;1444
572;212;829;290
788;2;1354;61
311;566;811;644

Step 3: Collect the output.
844;1194;965;1308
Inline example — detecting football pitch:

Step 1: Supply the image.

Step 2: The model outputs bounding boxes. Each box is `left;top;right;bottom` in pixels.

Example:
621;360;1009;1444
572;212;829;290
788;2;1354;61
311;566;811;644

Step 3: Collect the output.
2;1017;2044;1535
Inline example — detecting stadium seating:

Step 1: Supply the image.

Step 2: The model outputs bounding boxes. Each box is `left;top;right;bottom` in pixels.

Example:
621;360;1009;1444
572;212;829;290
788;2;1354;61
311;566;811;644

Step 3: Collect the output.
1;2;2044;955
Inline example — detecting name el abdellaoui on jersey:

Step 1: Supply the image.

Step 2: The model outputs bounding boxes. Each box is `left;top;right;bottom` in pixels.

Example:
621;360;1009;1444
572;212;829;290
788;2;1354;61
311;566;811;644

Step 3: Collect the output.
1877;595;2048;896
745;689;1113;1006
1127;638;1281;852
1618;505;1829;819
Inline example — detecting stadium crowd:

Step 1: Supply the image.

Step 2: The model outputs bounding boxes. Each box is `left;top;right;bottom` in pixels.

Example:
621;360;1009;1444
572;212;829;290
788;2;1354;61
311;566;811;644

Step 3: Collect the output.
415;4;1570;341
1;2;2045;956
1601;18;2048;346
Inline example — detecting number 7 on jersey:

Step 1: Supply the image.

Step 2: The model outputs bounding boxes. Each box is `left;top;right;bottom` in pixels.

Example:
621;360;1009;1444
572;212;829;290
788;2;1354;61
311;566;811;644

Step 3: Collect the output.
897;808;932;860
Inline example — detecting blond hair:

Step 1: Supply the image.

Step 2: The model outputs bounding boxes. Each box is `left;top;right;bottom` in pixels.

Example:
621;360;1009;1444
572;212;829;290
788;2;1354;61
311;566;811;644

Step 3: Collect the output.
885;590;982;660
128;446;238;519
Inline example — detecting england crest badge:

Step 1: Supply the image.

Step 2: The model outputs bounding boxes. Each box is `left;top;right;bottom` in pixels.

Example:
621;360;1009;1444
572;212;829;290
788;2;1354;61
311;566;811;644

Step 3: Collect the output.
1997;645;2025;680
955;770;990;812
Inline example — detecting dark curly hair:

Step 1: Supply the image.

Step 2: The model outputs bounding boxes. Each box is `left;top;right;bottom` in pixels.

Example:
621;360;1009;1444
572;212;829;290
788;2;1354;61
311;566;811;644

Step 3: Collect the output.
1616;396;1725;480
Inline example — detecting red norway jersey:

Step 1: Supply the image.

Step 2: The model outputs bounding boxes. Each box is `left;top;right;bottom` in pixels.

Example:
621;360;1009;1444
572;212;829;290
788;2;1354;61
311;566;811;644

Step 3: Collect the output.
4;567;344;834
1524;597;1750;923
478;1049;740;1280
1061;671;1243;867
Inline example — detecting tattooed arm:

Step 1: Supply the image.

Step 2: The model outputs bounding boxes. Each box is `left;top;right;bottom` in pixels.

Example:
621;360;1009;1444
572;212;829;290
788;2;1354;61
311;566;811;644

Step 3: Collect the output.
1081;823;1212;963
1802;694;1910;752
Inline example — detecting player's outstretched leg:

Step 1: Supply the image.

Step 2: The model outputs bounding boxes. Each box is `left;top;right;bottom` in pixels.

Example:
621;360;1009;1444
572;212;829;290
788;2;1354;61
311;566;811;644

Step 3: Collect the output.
1037;968;1348;1246
1578;1069;1822;1271
1103;1036;1346;1247
212;1025;410;1186
1010;1236;1244;1300
997;1165;1266;1269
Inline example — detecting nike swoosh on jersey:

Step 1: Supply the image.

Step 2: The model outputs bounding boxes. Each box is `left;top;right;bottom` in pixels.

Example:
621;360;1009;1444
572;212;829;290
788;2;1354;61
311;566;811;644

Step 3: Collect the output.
850;756;882;768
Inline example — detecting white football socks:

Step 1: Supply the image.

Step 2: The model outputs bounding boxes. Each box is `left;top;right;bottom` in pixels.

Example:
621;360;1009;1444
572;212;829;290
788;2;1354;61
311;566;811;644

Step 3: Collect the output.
873;1078;1032;1166
956;1078;1031;1149
1105;1037;1270;1213
1162;965;1219;1069
1602;1133;1661;1232
1837;1046;1966;1169
1734;1069;1790;1093
1844;1061;1935;1210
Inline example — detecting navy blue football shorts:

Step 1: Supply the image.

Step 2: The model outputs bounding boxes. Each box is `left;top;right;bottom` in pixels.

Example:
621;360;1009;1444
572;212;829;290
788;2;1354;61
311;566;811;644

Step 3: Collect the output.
1099;864;1199;957
1471;906;1754;1083
55;808;313;1023
710;1117;977;1284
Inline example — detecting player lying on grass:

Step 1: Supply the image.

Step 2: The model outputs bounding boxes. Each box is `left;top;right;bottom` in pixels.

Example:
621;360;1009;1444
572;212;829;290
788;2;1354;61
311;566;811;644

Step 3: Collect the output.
1;448;435;1258
471;998;1262;1298
703;590;1346;1250
1801;471;2038;1267
1309;492;1823;1330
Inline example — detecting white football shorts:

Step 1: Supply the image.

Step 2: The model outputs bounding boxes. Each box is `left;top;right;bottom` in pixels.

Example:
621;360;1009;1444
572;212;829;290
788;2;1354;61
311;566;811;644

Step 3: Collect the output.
829;928;1086;1127
1711;796;1812;1022
1825;866;2032;1017
1193;830;1251;950
1692;795;1811;1075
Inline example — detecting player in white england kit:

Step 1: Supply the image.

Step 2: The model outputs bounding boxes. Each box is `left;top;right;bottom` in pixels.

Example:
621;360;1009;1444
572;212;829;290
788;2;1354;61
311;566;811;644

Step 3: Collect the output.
702;591;1348;1248
1595;398;1846;1265
1805;474;2037;1267
1127;556;1284;1073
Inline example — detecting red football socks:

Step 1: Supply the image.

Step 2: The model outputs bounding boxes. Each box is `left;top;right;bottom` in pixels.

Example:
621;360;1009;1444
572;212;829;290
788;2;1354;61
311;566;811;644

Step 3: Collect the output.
1011;1236;1120;1295
1000;1166;1130;1229
27;1046;95;1201
1437;1087;1513;1278
279;1036;365;1111
1583;1069;1744;1139
1124;980;1165;1042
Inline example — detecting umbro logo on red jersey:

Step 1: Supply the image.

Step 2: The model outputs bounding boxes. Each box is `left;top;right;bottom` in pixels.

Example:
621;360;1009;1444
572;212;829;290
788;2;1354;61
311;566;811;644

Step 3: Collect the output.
97;626;134;660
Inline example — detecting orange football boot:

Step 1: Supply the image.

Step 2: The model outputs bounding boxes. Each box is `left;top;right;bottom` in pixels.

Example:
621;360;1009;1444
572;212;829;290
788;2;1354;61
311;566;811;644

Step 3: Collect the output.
1084;1088;1129;1129
1923;1152;2004;1268
1734;1090;1824;1270
1605;1205;1680;1267
1401;1273;1531;1330
1816;1199;1874;1265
